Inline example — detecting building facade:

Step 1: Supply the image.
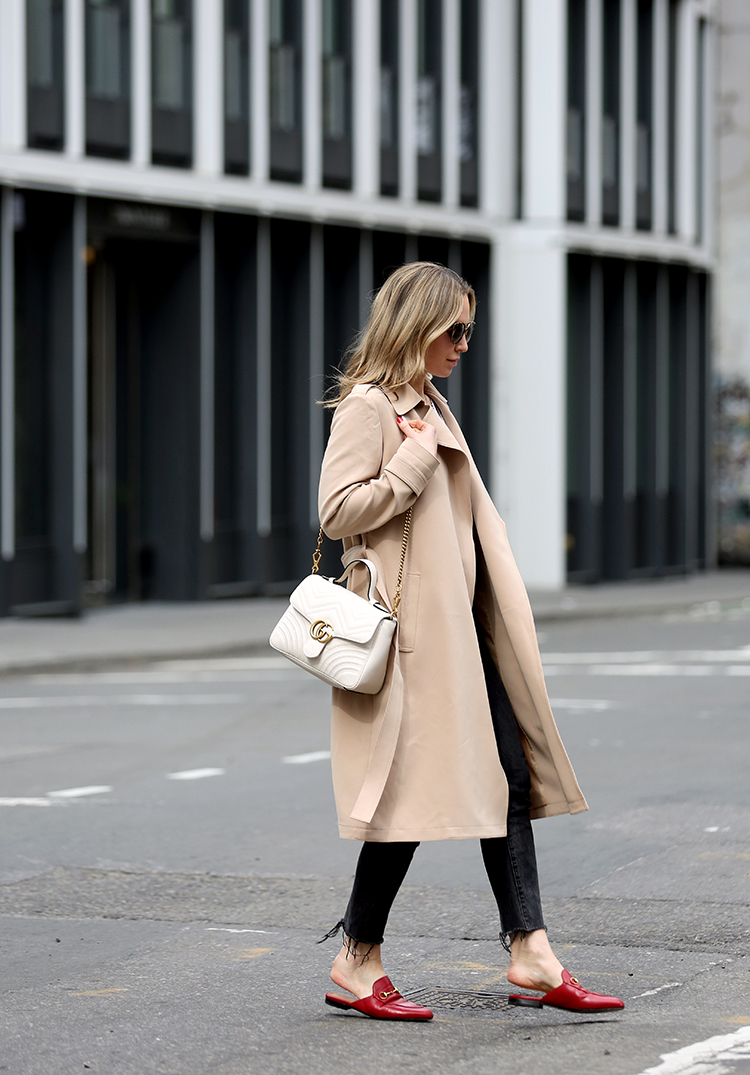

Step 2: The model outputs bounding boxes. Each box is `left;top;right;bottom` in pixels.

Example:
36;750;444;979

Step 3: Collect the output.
0;0;715;615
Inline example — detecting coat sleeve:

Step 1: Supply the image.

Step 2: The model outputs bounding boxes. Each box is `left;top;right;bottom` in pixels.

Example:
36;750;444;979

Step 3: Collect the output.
318;392;439;540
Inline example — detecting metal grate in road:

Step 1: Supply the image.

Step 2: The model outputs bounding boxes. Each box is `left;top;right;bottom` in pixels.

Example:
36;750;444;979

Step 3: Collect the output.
403;987;512;1011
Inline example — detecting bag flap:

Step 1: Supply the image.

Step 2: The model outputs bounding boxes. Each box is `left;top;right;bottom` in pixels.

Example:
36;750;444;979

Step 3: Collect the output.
289;575;389;644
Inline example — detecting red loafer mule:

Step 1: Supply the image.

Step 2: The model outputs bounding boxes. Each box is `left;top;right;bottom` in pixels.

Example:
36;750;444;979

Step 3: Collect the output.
325;975;434;1021
508;969;624;1013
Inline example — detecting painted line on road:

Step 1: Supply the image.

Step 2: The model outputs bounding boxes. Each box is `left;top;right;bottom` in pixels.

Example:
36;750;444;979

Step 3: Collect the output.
167;768;226;781
630;1026;750;1075
542;650;750;664
543;665;749;677
0;797;56;807
0;694;248;708
632;981;682;999
282;750;331;765
206;928;276;934
47;785;112;798
549;699;614;711
154;658;292;671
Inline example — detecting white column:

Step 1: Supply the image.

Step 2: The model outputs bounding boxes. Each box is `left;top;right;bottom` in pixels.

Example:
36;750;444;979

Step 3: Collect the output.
65;0;85;158
442;0;460;208
675;1;698;242
523;0;567;222
194;0;223;176
72;197;87;553
132;0;151;166
353;0;379;198
700;17;715;254
585;0;602;225
0;0;26;151
399;0;417;202
620;0;637;230
480;0;517;219
251;0;270;183
303;0;322;189
200;212;215;543
309;225;325;528
651;0;669;235
495;232;567;589
256;217;272;537
1;189;15;561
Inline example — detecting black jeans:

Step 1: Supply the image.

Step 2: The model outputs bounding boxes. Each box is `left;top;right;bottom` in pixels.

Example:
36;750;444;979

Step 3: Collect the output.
340;624;546;947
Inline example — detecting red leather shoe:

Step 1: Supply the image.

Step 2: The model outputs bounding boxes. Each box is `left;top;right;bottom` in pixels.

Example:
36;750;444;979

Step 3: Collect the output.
508;969;624;1012
325;975;433;1021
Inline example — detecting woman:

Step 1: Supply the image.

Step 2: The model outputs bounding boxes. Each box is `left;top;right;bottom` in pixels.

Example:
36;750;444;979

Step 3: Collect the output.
318;262;623;1021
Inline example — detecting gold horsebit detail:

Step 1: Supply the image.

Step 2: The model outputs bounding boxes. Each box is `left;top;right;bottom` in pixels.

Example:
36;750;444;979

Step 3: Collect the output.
378;988;399;1000
309;619;334;644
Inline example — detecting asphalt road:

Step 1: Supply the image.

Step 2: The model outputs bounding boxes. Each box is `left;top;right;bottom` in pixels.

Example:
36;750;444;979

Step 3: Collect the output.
1;604;749;1075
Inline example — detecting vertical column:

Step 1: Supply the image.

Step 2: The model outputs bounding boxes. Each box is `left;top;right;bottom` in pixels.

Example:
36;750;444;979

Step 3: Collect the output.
72;196;87;554
523;0;567;222
651;0;668;234
65;0;85;158
132;0;151;166
309;225;325;527
585;0;603;225
353;0;379;198
442;0;460;208
1;188;15;565
256;217;272;538
675;1;697;242
590;258;604;518
698;17;714;253
251;0;270;183
0;1;27;151
200;212;215;543
303;0;322;189
620;0;637;230
480;0;517;219
359;228;374;327
399;0;417;202
195;0;223;176
655;265;670;516
622;261;638;507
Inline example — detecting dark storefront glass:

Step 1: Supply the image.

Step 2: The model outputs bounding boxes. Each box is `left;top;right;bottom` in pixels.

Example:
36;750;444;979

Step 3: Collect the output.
151;0;193;167
86;0;131;159
460;0;479;207
417;0;442;202
601;0;620;226
224;0;250;174
27;0;65;150
636;0;653;229
566;0;586;221
322;0;352;188
269;0;303;182
379;0;399;196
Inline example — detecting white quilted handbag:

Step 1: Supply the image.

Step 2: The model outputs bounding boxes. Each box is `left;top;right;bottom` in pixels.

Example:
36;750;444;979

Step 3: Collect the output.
269;510;411;694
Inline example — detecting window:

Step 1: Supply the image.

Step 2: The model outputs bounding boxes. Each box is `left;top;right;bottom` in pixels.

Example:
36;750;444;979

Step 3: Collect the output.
566;0;586;221
379;0;399;196
602;0;620;226
460;0;479;207
86;0;131;159
151;0;193;167
417;0;442;202
27;0;65;150
322;0;352;188
224;0;250;175
269;0;303;182
636;0;653;229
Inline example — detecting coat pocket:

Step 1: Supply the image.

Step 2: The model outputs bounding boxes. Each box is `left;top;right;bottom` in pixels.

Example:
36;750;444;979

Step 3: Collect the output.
397;571;421;653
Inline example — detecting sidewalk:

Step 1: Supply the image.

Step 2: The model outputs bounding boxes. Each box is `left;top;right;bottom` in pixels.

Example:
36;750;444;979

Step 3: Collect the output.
0;569;748;676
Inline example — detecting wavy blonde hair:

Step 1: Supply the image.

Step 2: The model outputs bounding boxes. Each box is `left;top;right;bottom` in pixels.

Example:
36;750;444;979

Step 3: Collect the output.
326;261;476;407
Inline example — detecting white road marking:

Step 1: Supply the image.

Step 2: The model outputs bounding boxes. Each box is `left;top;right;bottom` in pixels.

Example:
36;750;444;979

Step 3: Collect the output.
542;650;750;663
26;670;299;685
47;786;112;798
154;657;291;671
632;981;682;999
630;1026;750;1075
0;797;56;807
282;750;331;765
206;928;275;934
549;699;614;711
0;694;247;708
167;768;226;780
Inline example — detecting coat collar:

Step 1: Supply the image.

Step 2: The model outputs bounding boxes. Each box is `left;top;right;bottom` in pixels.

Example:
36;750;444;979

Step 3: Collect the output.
381;381;465;456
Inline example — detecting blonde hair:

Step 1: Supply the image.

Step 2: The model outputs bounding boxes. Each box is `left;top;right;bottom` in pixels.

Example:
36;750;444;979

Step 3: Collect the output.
326;261;475;407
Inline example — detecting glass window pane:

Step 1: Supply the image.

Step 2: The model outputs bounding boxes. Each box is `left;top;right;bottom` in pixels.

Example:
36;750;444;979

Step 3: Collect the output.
27;0;65;150
567;0;586;220
379;0;399;196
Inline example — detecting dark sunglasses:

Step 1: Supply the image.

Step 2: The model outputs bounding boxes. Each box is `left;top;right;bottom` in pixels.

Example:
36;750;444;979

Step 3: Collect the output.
448;321;475;344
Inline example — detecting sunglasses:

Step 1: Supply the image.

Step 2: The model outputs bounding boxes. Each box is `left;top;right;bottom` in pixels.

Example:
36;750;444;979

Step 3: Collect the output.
448;321;475;344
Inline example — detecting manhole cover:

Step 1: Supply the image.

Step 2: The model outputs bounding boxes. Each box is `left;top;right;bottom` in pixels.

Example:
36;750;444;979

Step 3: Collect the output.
404;988;512;1011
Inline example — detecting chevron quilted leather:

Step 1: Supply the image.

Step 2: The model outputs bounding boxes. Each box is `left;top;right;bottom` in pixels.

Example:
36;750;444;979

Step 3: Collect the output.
270;574;397;693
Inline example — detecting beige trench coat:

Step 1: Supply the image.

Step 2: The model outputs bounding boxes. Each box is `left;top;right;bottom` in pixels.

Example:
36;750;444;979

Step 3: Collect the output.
318;380;587;842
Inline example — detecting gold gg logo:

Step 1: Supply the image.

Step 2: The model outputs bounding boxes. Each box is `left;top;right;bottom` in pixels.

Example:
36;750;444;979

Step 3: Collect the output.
310;619;333;643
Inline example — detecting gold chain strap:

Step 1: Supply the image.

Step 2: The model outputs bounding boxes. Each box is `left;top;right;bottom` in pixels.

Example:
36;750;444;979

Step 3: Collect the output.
311;507;412;619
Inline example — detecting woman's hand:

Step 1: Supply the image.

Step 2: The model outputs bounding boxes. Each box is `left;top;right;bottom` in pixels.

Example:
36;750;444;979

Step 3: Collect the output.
397;416;438;457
